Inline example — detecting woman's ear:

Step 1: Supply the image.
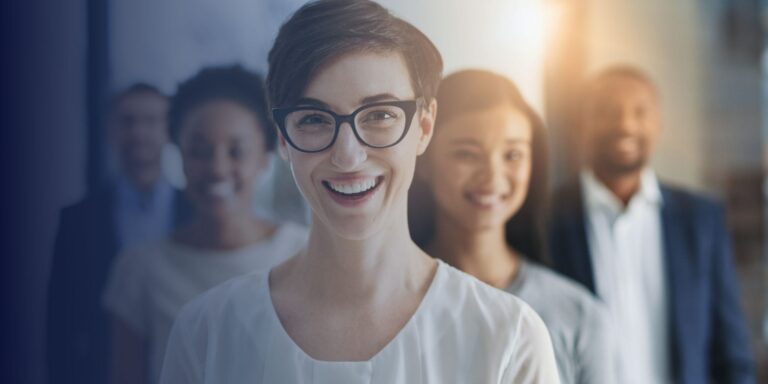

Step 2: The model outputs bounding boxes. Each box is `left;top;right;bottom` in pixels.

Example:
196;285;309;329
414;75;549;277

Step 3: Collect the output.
416;98;437;156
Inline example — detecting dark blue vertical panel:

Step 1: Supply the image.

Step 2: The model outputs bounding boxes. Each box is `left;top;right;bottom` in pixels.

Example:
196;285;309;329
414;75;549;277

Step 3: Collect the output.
86;0;110;192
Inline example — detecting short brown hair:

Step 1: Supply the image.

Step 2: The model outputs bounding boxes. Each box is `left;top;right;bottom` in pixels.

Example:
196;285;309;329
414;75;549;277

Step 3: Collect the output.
267;0;443;108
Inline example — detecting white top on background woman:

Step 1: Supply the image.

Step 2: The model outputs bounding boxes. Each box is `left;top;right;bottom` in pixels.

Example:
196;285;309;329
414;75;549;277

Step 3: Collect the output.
160;1;560;383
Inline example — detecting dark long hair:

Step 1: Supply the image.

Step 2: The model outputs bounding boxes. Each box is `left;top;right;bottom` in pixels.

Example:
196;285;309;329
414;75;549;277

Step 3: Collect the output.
409;69;550;264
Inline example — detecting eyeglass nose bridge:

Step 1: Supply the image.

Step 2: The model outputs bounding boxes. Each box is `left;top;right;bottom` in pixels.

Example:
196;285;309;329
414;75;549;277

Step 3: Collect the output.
332;112;368;147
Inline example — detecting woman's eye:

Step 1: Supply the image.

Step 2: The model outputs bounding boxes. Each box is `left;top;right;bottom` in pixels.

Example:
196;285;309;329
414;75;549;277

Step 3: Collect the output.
299;114;332;126
452;150;478;161
188;146;212;159
504;149;526;162
363;110;396;122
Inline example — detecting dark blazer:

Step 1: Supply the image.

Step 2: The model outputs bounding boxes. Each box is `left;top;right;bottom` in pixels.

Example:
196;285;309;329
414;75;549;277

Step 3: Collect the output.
46;184;189;384
549;179;755;384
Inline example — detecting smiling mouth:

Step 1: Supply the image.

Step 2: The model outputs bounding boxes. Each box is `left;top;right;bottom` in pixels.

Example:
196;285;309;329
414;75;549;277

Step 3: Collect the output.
465;192;510;208
322;176;384;201
204;181;236;198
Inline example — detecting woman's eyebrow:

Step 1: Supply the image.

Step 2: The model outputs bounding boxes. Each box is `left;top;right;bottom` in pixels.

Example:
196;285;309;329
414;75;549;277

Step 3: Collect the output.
294;94;402;109
449;138;531;147
360;93;401;105
450;138;482;146
294;97;330;108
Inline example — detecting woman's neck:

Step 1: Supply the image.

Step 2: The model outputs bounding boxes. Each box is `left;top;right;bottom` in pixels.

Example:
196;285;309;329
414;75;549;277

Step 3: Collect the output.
176;211;271;250
281;212;435;307
429;212;519;289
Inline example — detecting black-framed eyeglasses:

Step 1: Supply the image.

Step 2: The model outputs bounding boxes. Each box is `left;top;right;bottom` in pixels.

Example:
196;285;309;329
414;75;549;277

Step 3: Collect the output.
272;100;419;153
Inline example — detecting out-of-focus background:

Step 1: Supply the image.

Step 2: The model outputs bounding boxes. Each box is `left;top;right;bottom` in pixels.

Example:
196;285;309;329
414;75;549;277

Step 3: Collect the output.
4;0;766;382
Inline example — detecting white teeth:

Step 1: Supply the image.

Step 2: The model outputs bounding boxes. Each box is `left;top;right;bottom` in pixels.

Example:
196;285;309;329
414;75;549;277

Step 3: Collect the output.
328;178;377;195
207;182;235;197
476;195;498;205
469;194;505;206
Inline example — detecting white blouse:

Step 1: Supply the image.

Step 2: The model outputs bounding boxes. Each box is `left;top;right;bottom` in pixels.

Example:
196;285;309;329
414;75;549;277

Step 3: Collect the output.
103;222;308;383
159;260;560;383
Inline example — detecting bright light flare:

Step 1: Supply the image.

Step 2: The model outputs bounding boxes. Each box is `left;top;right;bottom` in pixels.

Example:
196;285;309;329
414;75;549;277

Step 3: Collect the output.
496;0;561;61
489;0;562;112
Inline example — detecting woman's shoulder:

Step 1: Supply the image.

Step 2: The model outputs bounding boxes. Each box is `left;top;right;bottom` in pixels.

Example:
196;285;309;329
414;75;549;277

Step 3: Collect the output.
518;262;610;331
174;268;273;333
109;238;173;277
433;261;546;333
523;262;606;312
161;269;278;381
429;262;558;380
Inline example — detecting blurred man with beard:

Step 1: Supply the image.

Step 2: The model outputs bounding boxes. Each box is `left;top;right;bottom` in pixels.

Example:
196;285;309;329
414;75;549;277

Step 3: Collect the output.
46;84;188;384
549;66;755;384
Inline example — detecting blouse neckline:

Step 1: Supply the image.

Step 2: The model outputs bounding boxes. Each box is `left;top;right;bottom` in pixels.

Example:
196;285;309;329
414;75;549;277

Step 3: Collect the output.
263;259;446;365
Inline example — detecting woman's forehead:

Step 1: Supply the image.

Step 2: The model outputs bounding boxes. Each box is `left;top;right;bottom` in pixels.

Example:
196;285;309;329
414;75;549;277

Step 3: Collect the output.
301;50;415;112
438;106;532;143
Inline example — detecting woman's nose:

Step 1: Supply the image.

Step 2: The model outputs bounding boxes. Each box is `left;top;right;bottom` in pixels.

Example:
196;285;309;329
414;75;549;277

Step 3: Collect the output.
207;149;231;178
476;155;508;190
330;123;367;171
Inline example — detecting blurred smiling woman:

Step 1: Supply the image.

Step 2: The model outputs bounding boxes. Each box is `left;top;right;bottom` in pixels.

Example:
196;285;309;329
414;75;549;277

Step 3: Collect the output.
412;70;615;384
103;66;308;384
159;1;559;383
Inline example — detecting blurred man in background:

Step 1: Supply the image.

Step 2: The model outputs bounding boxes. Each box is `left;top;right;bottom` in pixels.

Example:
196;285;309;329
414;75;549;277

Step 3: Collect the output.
46;84;188;384
549;66;755;384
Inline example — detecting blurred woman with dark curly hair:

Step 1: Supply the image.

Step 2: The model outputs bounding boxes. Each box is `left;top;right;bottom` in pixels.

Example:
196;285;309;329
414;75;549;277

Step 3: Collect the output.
103;65;308;384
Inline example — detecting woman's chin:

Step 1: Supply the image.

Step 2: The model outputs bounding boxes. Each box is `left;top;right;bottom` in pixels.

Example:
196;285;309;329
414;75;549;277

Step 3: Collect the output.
461;214;510;233
195;201;241;222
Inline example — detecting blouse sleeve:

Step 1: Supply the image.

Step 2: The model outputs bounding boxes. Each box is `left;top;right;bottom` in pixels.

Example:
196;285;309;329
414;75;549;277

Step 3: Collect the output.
501;305;562;384
101;246;150;335
158;305;204;384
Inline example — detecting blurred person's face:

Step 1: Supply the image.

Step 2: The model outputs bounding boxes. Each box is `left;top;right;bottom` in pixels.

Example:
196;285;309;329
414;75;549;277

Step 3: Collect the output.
179;100;268;221
110;92;169;190
277;51;435;240
583;76;660;175
425;106;532;232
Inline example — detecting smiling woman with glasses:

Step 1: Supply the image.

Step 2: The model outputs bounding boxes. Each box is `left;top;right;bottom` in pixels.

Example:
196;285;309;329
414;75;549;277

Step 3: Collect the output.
159;1;560;383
